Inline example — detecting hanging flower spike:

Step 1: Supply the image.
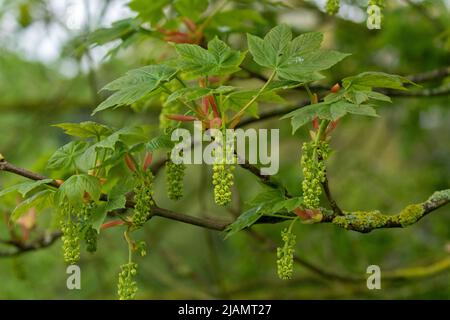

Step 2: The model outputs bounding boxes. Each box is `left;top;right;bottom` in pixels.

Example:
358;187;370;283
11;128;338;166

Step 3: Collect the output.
325;0;340;15
117;262;138;300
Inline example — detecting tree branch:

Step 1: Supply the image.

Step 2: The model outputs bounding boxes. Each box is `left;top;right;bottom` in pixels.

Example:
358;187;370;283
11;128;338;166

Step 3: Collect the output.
0;231;61;257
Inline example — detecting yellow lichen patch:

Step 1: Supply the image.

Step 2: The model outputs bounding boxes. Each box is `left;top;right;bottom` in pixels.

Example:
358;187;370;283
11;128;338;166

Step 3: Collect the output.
332;210;392;233
397;203;424;227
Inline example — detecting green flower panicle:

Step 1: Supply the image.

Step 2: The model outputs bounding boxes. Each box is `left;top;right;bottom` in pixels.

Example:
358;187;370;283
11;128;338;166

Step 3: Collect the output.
117;262;138;300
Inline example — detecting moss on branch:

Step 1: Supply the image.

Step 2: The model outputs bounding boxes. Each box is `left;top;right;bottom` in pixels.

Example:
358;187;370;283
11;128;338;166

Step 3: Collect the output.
331;189;449;233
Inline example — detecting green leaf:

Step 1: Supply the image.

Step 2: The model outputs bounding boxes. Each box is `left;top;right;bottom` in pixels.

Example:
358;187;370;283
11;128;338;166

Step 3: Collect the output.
129;0;169;23
89;203;108;232
53;121;112;138
94;126;145;151
93;65;177;114
174;0;208;21
224;204;265;239
47;141;88;171
277;50;350;81
0;179;53;198
56;174;101;206
247;34;270;67
281;102;330;133
334;102;379;118
342;72;415;91
248;25;348;80
88;18;140;46
211;9;266;32
146;134;175;152
11;190;54;221
225;187;285;239
365;91;392;102
176;37;245;76
89;181;131;232
271;197;303;212
223;90;284;117
166;86;234;104
285;32;323;58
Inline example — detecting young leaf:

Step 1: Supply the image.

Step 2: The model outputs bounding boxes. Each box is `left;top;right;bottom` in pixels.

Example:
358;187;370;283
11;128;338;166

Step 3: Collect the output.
176;37;245;76
53;121;112;139
129;0;169;23
277;50;350;81
93;65;177;114
224;204;265;239
342;72;415;91
225;188;285;239
11;190;54;221
88;18;140;46
166;86;234;104
223;90;284;117
146;134;175;152
47;141;88;171
281;102;331;133
56;174;101;206
247;25;349;81
0;179;54;198
174;0;208;21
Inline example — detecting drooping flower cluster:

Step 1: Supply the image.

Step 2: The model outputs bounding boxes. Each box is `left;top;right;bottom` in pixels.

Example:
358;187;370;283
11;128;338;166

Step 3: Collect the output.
84;226;98;253
212;140;235;206
61;217;81;264
276;228;297;280
166;158;185;200
133;170;155;228
117;262;138;300
301;140;331;209
59;202;97;264
325;0;340;15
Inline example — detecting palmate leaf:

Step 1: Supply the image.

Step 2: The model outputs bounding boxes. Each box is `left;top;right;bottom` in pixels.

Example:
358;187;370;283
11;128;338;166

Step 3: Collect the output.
56;174;102;207
89;182;130;232
11;190;54;221
93;65;177;114
47;141;88;171
129;0;169;23
52;121;112;139
146;134;175;152
223;90;284;117
77;126;147;171
166;86;234;104
87;18;141;46
247;25;349;82
225;188;285;239
282;100;378;133
0;179;54;198
342;72;415;91
174;0;208;21
176;37;246;76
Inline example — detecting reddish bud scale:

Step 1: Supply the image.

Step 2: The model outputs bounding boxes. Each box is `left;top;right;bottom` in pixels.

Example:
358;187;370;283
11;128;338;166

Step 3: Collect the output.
166;114;198;122
331;83;341;93
183;18;197;32
209;117;222;129
208;95;220;118
202;96;210;114
143;152;153;172
101;220;125;230
312;117;319;130
326;119;339;135
124;154;136;172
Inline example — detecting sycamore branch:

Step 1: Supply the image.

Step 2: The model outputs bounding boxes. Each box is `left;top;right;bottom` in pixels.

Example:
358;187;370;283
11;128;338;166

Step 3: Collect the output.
0;231;61;257
1;159;448;236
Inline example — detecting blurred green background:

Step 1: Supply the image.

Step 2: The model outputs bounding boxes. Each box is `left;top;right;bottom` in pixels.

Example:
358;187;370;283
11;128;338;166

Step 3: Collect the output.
0;0;449;299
